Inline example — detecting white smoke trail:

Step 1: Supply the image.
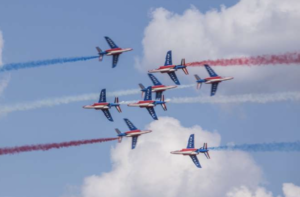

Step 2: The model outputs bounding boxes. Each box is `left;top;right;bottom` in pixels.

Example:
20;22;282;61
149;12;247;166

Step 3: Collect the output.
1;87;298;116
0;88;140;115
0;85;194;115
0;75;10;97
170;91;300;104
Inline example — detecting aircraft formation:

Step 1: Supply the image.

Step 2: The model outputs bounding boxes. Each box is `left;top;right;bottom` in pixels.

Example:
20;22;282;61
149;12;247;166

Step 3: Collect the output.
85;37;233;168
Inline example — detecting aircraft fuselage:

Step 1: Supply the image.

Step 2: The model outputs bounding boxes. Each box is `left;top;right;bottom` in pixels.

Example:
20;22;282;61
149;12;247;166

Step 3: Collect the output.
123;129;152;137
171;148;209;156
148;65;177;73
204;76;233;84
171;148;199;156
105;48;132;56
127;101;156;108
151;85;177;92
83;103;110;110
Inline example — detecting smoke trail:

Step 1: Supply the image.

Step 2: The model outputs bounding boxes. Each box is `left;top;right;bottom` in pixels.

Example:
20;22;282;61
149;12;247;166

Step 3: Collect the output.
0;137;118;156
170;91;300;104
0;56;98;72
0;75;10;96
0;85;194;115
209;141;300;152
0;88;140;115
187;52;300;67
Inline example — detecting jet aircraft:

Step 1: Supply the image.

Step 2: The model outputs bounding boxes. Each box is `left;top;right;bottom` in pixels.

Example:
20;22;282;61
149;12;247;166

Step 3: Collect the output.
127;86;168;120
139;73;177;100
171;134;210;168
115;118;152;149
195;64;233;96
148;51;189;85
96;37;133;68
83;89;121;122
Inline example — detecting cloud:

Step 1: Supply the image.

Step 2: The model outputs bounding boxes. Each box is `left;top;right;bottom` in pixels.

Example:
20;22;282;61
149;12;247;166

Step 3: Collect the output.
282;183;300;197
0;30;3;66
0;29;10;98
136;0;300;94
226;183;300;197
0;75;10;97
81;117;263;197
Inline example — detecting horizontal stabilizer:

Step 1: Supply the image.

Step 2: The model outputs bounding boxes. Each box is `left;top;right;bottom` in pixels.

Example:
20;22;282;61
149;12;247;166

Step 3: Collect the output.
194;74;201;81
96;47;103;61
181;58;186;66
139;83;145;90
115;128;121;135
96;47;102;53
183;67;189;75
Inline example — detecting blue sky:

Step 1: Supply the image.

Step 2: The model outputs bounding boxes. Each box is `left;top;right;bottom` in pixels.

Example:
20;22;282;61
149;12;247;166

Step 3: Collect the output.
0;1;300;197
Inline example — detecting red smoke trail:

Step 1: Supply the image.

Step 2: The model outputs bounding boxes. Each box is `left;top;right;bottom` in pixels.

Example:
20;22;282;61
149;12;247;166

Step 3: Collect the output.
0;137;118;156
186;52;300;67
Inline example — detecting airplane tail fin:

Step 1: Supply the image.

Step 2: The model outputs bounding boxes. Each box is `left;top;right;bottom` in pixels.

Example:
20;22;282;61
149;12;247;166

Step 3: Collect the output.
115;129;122;143
203;143;210;159
181;58;189;75
194;74;202;89
114;97;122;113
96;47;103;61
139;83;146;98
161;95;167;111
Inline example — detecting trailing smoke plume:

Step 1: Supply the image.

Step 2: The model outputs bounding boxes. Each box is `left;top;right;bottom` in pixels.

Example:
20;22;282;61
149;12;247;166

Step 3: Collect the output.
170;91;300;104
0;137;118;156
187;52;300;67
1;51;299;73
0;85;194;115
0;56;98;72
209;141;300;152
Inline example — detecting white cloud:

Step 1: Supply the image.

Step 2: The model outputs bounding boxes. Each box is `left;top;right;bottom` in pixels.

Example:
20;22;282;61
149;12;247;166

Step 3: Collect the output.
81;117;262;197
226;183;300;197
0;30;3;66
136;0;300;94
0;75;10;97
282;183;300;197
0;30;9;99
227;186;274;197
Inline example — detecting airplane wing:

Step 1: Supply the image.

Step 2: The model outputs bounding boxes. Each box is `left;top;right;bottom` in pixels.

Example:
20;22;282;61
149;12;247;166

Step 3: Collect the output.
146;107;158;120
132;136;139;149
155;91;162;100
112;54;119;68
164;50;172;66
204;64;218;77
187;134;195;149
148;73;162;85
144;86;152;101
168;72;180;85
102;109;113;122
104;36;119;49
190;155;202;168
124;118;138;130
211;82;219;96
99;89;106;102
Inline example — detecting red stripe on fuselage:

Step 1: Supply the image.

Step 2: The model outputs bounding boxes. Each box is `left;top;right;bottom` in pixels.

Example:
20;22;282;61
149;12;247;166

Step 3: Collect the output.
205;76;221;80
138;101;155;104
105;48;122;52
181;148;198;151
93;103;109;106
159;65;175;69
152;85;166;88
125;130;141;134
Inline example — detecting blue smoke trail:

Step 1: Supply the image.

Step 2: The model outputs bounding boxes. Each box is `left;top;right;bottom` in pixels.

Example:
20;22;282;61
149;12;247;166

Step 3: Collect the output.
0;56;98;72
209;141;300;152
